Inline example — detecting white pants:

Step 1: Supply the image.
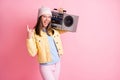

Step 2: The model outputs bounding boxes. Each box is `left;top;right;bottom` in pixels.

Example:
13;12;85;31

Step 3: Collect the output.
39;62;60;80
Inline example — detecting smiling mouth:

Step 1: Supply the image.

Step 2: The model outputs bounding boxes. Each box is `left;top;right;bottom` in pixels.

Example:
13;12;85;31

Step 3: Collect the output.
42;22;49;27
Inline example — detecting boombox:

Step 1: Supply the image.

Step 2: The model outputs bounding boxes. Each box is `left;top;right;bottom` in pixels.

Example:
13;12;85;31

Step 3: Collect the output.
51;11;79;32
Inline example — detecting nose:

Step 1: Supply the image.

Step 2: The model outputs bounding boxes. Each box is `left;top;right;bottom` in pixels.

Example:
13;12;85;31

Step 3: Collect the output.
43;15;51;21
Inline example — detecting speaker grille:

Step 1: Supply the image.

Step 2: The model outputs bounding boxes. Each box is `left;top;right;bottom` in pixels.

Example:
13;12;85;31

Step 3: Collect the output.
64;16;73;27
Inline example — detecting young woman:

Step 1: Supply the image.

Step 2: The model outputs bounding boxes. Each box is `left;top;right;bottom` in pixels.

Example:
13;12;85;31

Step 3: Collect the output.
26;6;66;80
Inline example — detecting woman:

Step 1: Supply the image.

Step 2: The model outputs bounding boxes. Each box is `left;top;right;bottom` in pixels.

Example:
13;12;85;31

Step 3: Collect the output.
26;6;66;80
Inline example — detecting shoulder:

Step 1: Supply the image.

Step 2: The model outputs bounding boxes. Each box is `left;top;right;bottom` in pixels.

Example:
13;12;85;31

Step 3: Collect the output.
51;28;60;34
52;28;68;34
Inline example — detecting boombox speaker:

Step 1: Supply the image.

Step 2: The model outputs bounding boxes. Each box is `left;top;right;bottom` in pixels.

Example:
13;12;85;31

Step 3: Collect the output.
51;11;79;32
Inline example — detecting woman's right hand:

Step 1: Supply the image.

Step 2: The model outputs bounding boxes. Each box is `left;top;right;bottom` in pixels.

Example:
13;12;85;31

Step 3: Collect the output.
27;25;34;39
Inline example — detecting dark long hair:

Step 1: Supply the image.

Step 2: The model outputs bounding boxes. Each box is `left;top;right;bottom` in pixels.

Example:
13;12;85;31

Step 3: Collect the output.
34;16;52;36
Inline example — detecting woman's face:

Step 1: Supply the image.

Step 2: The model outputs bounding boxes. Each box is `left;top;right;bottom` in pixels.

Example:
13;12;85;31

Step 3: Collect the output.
41;14;51;28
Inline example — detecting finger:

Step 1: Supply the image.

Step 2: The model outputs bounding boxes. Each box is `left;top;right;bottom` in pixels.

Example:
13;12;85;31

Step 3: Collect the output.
58;8;64;13
27;25;30;31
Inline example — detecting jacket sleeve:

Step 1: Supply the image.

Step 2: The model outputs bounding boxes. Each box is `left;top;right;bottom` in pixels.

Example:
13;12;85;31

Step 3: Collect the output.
26;34;37;57
55;29;68;34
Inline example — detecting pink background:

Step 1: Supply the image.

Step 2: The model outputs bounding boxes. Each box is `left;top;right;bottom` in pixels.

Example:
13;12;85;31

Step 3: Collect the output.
0;0;120;80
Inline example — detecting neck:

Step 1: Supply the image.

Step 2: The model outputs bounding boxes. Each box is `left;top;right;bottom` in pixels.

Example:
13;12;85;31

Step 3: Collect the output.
42;28;46;32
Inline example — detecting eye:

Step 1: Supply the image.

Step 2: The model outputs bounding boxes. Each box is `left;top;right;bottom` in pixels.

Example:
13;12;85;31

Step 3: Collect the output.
42;15;46;18
48;16;52;19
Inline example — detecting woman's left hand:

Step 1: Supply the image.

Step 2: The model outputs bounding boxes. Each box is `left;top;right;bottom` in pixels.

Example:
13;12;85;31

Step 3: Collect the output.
57;8;66;13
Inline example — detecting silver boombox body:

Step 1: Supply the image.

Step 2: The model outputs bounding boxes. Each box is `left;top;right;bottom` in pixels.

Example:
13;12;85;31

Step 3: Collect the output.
51;11;79;32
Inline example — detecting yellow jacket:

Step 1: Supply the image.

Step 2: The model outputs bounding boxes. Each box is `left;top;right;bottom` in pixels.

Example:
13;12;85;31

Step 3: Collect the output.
26;28;64;63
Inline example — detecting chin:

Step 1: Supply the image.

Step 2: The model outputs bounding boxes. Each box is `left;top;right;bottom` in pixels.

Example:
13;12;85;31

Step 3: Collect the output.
43;25;48;28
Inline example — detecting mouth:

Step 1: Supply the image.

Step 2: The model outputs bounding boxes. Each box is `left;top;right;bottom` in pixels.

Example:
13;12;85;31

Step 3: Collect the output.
43;21;50;27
